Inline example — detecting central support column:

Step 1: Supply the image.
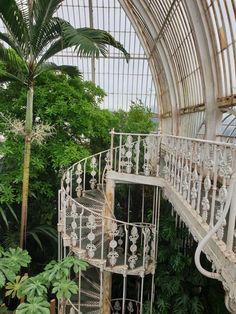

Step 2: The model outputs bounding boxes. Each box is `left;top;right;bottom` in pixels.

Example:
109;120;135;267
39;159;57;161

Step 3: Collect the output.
102;178;115;314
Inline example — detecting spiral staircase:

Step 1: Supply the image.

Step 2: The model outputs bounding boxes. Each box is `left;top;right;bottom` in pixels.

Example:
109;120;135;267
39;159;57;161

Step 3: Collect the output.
58;131;236;314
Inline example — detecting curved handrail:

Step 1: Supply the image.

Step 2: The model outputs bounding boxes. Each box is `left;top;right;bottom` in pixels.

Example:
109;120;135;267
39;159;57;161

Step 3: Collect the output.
194;174;236;280
64;148;111;174
111;130;236;148
64;192;155;229
111;298;141;303
111;298;141;311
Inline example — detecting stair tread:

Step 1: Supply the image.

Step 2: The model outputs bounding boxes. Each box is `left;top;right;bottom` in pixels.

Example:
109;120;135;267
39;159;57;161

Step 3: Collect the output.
80;289;100;300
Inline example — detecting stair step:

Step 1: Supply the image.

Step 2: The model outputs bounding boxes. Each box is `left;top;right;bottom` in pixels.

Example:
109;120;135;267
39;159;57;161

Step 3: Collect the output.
81;272;100;292
80;301;100;308
80;289;100;300
87;310;100;314
85;188;105;201
77;199;103;212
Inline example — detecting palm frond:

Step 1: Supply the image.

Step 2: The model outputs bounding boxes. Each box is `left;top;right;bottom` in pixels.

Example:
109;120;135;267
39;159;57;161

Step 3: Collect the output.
32;17;65;58
27;231;43;251
0;206;8;228
26;225;57;251
35;62;82;78
37;37;68;65
0;73;25;84
39;23;130;65
6;203;19;223
63;25;130;61
27;225;57;242
0;45;27;84
0;0;29;56
33;0;63;27
0;32;23;56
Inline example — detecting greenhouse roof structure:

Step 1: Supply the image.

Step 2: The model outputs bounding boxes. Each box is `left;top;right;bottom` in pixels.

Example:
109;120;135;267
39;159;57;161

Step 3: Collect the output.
55;0;236;142
1;0;235;140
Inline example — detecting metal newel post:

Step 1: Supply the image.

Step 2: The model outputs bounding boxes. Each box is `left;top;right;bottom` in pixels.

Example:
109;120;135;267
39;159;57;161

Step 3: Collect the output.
110;128;115;170
226;153;236;252
156;128;162;176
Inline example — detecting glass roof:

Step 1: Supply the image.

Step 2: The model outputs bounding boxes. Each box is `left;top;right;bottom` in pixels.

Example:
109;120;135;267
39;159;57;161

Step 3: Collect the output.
53;0;157;112
0;0;235;139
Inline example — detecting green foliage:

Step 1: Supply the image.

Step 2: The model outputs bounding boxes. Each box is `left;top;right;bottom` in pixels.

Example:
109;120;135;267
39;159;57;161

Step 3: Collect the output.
15;297;50;314
5;275;28;299
0;303;8;314
113;101;155;134
20;277;48;299
43;256;87;283
0;247;31;288
1;247;86;312
0;72;155;258
149;199;229;314
52;278;78;299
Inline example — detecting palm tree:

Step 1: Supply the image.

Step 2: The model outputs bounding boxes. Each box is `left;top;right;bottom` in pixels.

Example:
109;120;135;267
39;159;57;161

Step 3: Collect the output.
0;0;130;248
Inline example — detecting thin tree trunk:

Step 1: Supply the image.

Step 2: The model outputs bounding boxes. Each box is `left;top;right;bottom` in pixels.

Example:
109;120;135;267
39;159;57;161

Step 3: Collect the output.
20;86;33;249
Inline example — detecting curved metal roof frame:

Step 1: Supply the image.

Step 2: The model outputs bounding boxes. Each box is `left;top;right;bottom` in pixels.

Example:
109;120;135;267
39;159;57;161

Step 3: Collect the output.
0;0;235;141
119;0;236;140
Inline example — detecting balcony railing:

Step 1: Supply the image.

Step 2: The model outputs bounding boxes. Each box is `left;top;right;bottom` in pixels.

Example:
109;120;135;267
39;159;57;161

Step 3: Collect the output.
109;131;236;255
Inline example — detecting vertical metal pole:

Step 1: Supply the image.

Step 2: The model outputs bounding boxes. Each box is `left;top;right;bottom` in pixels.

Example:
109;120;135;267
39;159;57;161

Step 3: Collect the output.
114;147;117;171
110;128;115;170
136;136;141;174
118;134;122;172
141;186;145;248
78;271;81;314
152;187;156;224
122;274;127;314
83;161;87;193
150;273;155;314
141;185;145;224
140;275;145;314
210;145;218;227
99;269;103;311
102;178;115;314
70;168;73;198
128;185;131;223
98;153;102;185
226;153;236;252
187;141;193;204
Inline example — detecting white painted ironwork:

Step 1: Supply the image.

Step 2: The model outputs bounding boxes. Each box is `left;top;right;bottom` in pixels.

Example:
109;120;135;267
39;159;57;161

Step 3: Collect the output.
59;131;236;313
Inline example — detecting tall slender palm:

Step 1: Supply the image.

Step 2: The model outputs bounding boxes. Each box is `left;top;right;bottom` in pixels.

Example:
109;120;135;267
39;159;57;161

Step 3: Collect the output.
0;0;129;248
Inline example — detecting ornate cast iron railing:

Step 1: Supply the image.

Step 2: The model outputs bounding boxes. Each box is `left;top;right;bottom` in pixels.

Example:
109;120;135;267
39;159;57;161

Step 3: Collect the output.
59;130;236;313
59;190;156;274
61;148;111;200
110;131;236;256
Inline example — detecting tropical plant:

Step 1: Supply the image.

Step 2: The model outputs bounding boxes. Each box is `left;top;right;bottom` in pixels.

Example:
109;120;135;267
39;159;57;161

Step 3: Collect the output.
113;101;155;134
0;0;129;249
15;297;50;314
5;275;28;299
147;197;229;314
0;247;31;289
1;248;87;313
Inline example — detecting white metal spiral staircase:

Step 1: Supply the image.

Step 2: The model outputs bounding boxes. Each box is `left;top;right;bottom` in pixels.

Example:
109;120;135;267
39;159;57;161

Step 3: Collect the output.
58;131;236;314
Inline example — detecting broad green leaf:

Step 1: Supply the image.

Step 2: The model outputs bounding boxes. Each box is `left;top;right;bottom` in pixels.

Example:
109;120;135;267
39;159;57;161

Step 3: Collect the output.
52;278;78;300
0;270;5;288
16;297;50;314
5;275;28;299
